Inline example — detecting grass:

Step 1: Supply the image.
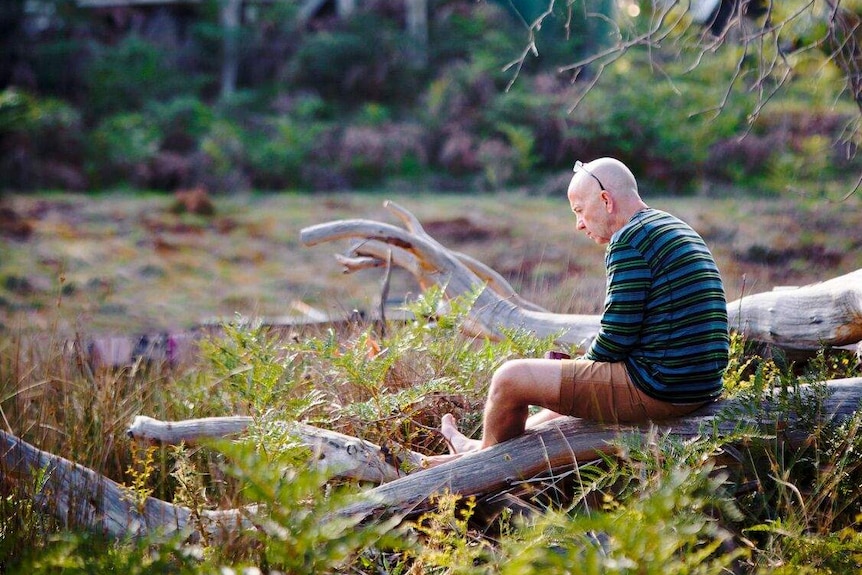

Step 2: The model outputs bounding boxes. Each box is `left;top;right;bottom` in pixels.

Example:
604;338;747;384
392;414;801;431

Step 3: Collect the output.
1;189;862;573
2;303;860;573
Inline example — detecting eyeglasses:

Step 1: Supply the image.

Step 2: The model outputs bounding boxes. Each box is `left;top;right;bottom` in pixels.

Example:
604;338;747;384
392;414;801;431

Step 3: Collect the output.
573;160;606;191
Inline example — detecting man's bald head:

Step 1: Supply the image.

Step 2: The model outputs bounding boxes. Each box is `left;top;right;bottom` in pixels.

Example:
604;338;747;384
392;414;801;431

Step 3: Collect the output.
566;157;648;244
587;158;638;197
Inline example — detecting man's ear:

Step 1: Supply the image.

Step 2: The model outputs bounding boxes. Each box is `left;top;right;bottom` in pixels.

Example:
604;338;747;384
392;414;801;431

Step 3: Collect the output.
601;191;613;213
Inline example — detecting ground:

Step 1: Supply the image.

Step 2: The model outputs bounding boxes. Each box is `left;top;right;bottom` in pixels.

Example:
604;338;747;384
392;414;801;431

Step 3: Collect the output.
1;189;861;336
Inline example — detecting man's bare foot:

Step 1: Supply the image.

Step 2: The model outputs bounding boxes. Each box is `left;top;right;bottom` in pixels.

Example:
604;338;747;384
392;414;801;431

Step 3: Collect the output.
440;413;481;455
421;451;465;469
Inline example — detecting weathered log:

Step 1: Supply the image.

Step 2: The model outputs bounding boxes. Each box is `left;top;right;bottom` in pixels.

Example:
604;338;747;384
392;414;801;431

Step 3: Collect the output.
300;202;601;348
0;428;255;542
300;202;862;353
331;377;862;522
128;415;253;443
727;270;862;350
5;379;860;541
127;415;423;483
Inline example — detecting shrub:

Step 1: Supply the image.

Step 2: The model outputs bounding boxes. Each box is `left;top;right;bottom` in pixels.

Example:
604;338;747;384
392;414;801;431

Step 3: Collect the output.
484;79;570;169
84;35;193;118
477;138;516;189
0;88;85;190
288;13;420;104
145;96;215;154
500;466;745;575
245;116;332;190
87;112;163;187
336;122;428;187
198;118;249;192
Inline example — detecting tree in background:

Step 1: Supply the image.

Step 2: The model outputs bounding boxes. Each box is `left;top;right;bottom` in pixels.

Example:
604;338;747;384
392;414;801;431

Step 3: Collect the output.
1;0;860;194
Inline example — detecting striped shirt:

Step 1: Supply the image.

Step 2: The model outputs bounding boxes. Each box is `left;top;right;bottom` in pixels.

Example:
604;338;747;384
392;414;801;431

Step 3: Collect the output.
585;208;729;402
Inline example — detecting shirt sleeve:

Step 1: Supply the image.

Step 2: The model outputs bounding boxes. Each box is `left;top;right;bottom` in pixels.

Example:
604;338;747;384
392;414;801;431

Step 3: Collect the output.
585;242;651;362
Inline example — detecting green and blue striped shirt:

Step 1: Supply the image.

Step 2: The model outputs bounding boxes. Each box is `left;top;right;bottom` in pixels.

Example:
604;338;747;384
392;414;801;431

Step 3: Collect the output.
585;208;729;403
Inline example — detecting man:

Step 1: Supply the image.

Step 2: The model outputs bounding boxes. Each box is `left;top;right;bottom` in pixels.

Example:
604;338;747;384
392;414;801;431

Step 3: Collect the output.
433;157;730;460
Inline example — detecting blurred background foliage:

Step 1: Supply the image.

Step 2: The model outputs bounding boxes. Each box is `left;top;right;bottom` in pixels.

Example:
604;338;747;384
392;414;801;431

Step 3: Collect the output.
1;0;860;196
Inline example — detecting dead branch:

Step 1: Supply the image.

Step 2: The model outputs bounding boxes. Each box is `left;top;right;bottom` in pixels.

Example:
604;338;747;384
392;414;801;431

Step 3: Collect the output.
300;201;601;350
127;415;423;483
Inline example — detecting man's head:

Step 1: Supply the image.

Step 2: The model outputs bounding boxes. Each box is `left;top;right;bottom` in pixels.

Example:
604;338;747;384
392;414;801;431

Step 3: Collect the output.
566;157;646;245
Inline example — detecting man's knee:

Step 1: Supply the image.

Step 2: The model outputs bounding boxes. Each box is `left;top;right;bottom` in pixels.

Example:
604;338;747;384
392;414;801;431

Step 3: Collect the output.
490;358;565;413
488;360;538;406
488;361;520;404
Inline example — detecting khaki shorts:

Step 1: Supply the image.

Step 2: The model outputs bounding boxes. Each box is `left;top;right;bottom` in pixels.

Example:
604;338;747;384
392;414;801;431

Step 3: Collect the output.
558;360;706;424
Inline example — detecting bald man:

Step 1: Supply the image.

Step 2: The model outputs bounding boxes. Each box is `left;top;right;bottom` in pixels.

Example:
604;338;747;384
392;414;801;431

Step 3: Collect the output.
431;158;730;462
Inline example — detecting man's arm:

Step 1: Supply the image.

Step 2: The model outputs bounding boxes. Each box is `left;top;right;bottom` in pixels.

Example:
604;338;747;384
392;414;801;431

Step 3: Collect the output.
585;243;650;362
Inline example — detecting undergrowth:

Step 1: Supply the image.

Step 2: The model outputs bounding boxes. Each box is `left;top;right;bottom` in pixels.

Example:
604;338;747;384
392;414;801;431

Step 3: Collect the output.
0;293;861;573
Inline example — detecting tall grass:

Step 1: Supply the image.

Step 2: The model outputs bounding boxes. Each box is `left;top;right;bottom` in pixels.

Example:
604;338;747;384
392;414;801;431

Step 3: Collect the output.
1;293;861;573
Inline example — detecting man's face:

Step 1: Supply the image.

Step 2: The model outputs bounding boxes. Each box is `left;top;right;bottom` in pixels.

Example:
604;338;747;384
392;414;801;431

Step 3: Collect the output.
567;177;613;245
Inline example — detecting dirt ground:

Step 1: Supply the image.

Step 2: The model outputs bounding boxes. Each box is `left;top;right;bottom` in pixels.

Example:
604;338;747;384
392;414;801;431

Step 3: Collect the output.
1;190;861;336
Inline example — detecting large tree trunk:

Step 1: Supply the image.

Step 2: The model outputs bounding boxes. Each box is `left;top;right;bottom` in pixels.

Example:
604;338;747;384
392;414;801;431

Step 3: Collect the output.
218;0;242;101
300;201;862;354
4;379;862;540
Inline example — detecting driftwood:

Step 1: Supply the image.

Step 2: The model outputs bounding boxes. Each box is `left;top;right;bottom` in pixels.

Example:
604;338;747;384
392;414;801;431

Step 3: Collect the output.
127;415;423;483
4;378;862;541
300;201;862;354
0;427;255;542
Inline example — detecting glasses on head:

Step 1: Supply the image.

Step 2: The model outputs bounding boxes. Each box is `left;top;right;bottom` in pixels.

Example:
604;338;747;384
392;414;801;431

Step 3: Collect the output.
573;160;606;191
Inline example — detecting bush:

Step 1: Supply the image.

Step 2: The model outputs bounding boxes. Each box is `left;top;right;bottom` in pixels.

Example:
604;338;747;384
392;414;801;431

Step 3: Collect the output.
198;118;250;192
0;88;85;190
145;96;215;153
288;13;420;104
336;122;428;187
569;48;752;192
84;35;194;118
484;78;571;169
87;112;163;187
245;116;333;190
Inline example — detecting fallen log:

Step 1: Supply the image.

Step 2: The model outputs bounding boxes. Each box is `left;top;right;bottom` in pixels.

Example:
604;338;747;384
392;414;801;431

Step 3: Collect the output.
728;272;862;351
330;377;862;522
300;201;601;348
300;201;862;354
127;415;424;483
5;379;861;541
0;428;255;542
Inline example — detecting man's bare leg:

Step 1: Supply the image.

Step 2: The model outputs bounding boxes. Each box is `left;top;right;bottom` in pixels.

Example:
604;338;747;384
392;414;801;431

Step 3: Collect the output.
525;408;565;429
423;359;565;469
479;359;564;448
